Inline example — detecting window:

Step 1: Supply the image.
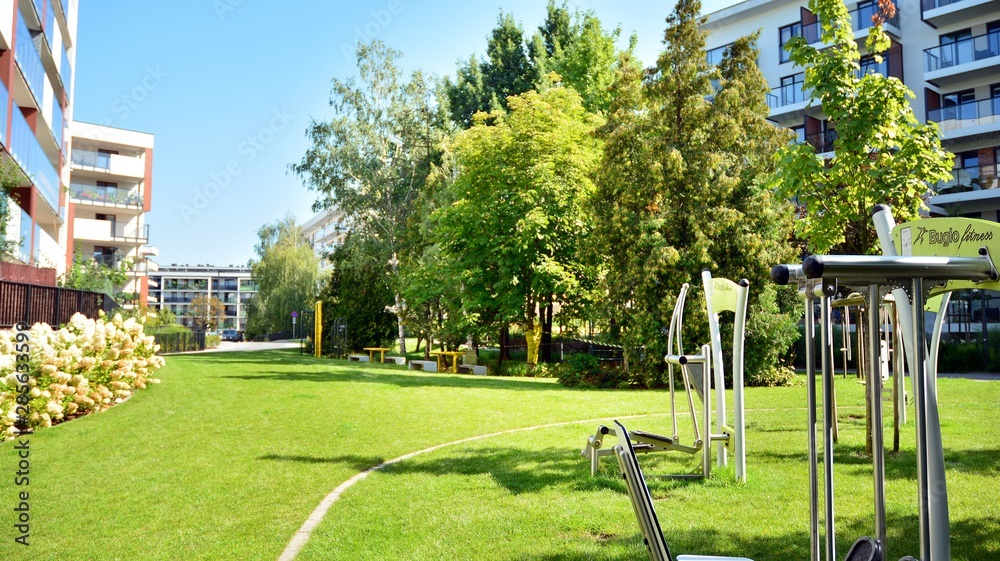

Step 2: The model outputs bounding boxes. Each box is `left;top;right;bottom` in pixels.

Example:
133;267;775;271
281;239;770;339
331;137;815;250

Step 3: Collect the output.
779;23;801;63
859;54;888;77
942;89;976;121
939;29;973;68
956;151;981;190
779;74;805;106
706;44;730;67
790;125;805;144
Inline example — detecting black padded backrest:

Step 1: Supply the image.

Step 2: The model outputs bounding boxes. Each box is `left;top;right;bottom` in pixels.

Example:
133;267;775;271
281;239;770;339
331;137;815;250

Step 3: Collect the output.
613;420;673;561
844;537;881;561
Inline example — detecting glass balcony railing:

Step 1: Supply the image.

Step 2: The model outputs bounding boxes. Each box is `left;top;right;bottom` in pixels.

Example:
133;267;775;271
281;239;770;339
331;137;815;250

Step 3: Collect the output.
51;100;64;152
804;129;839;153
43;1;54;47
69;183;143;207
802;21;822;44
922;0;973;10
0;78;8;147
851;2;899;31
10;106;59;214
15;13;44;106
925;30;1000;72
927;96;1000;129
767;81;809;110
239;283;258;292
932;166;998;194
93;253;123;268
71;148;111;169
110;223;149;242
60;47;71;95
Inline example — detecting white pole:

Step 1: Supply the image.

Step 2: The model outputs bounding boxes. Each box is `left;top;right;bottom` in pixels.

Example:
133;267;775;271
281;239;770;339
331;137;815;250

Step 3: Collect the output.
733;279;750;483
702;270;728;468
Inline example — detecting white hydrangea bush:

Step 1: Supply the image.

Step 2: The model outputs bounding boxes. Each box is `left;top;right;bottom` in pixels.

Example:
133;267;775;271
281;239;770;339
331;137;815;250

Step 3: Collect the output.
0;312;165;439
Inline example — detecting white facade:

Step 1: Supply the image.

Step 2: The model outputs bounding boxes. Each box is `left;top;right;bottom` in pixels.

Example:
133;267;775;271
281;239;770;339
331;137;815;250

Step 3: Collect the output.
704;0;1000;219
301;207;349;269
147;265;257;331
68;121;156;307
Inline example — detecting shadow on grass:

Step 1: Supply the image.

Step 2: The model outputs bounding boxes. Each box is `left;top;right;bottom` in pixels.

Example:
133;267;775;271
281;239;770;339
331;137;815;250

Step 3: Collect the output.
218;369;561;392
257;453;385;470
754;444;1000;479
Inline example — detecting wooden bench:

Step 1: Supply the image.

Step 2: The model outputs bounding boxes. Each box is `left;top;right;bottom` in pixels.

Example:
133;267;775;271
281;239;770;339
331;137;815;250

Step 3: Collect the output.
408;360;438;372
457;364;487;375
385;356;406;365
348;354;370;362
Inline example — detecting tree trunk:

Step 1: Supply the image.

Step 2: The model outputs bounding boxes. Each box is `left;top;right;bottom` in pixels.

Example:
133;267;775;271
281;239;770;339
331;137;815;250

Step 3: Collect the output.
394;291;407;354
524;320;542;367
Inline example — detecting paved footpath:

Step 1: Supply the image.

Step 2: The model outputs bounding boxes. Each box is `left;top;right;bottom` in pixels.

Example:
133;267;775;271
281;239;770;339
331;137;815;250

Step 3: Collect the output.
169;340;301;354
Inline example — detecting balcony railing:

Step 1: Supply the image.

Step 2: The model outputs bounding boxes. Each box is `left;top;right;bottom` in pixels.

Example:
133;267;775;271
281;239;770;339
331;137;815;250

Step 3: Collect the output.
802;20;822;44
767;81;809;110
11;106;59;214
932;165;999;194
15;13;44;106
850;1;899;31
921;0;974;10
927;96;1000;131
111;223;149;242
93;253;123;268
804;129;839;153
71;148;111;169
17;208;31;263
925;30;1000;72
69;183;143;207
51;99;64;152
60;47;71;95
43;1;54;48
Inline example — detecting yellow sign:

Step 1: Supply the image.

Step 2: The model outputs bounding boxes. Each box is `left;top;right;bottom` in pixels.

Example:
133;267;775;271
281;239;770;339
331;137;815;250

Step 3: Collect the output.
709;278;741;313
893;217;1000;293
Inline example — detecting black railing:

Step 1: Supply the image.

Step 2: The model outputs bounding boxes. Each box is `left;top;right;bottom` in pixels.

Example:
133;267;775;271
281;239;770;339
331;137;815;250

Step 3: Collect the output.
153;331;206;354
804;129;839;153
0;280;119;328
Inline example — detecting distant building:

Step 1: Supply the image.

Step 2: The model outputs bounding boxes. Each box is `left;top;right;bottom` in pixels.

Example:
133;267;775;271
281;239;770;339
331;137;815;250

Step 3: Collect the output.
148;265;257;330
301;207;349;269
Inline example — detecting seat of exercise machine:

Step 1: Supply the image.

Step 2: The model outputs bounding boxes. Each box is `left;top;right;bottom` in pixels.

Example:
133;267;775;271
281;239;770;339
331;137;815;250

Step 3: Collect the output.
631;430;676;446
843;536;882;561
612;421;753;561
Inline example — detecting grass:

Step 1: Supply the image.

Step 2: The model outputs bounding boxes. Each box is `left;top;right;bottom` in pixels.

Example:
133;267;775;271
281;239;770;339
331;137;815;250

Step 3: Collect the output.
1;349;998;560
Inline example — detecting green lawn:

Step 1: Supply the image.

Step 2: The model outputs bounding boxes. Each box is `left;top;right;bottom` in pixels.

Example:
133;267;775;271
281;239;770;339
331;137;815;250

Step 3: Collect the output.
1;349;998;560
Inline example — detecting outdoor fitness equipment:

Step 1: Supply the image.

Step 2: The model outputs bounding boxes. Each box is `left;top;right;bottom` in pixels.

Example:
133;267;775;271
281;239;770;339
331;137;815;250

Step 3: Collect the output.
771;209;1000;561
582;270;749;482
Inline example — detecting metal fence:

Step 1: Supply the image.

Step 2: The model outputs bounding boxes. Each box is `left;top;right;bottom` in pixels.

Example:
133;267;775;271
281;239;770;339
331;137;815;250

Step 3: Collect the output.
153;330;207;354
0;279;119;328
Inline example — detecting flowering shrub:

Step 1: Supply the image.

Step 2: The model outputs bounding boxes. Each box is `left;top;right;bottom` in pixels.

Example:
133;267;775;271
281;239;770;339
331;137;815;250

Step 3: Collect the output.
0;312;165;439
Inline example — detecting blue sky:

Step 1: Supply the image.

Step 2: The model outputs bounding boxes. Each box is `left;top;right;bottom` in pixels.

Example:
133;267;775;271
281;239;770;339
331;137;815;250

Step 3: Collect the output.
72;0;738;267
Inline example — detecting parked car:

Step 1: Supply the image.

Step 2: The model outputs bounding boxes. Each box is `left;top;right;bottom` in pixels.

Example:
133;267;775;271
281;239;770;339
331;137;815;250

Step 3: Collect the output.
221;329;243;342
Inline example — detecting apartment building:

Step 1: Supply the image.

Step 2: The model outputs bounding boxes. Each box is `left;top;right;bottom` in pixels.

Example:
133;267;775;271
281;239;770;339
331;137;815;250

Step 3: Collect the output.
148;265;257;331
66;121;156;306
1;0;78;269
703;0;1000;219
301;207;349;270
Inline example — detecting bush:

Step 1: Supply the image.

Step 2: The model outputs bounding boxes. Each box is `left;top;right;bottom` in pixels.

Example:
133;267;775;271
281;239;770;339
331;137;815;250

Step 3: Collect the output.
556;353;631;388
206;334;221;348
0;312;165;439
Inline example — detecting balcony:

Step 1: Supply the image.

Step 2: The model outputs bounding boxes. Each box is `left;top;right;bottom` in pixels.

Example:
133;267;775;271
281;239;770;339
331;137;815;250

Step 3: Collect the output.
767;81;811;120
924;30;1000;87
851;1;900;33
15;12;44;108
928;96;1000;143
69;183;143;208
17;208;31;263
73;218;150;245
71;149;146;179
10;106;60;216
922;0;1000;29
60;47;71;97
932;166;998;194
804;129;839;154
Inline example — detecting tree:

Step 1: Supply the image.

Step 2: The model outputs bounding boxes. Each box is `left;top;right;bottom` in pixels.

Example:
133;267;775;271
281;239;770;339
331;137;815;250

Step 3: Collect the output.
320;235;397;353
436;86;602;367
772;0;952;255
291;40;438;354
60;249;133;298
592;0;797;385
444;12;538;127
0;157;23;260
245;215;319;338
188;295;225;331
